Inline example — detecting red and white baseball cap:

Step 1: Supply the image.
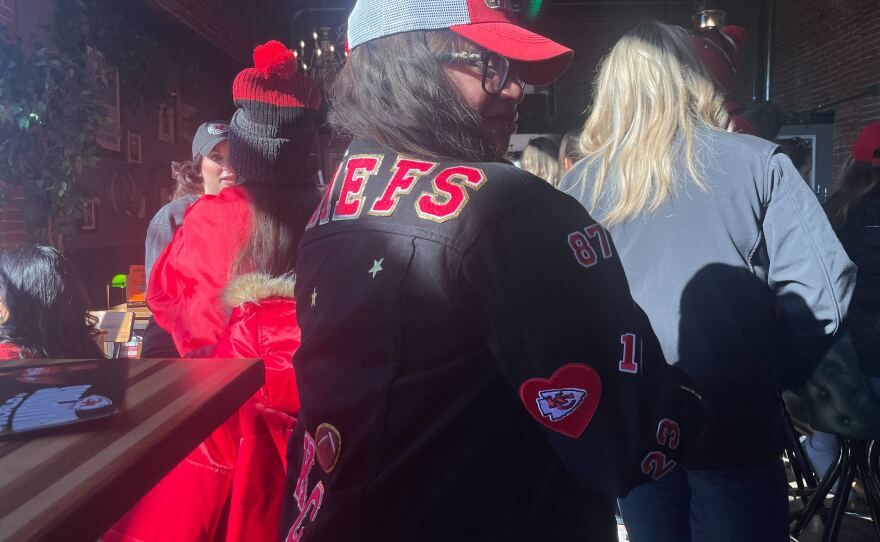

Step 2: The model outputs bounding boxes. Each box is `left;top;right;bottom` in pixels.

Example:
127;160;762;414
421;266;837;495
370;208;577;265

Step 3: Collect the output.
852;122;880;166
347;0;573;86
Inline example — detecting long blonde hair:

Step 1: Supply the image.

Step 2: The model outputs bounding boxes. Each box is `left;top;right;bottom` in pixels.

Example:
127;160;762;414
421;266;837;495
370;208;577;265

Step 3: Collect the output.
578;21;732;224
521;137;561;186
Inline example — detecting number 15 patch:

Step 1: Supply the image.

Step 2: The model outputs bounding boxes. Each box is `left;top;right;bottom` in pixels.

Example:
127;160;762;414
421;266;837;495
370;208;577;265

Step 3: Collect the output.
519;363;602;439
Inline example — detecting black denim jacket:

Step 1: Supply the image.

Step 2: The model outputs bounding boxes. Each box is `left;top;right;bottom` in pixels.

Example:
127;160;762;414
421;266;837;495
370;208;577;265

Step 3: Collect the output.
282;140;704;541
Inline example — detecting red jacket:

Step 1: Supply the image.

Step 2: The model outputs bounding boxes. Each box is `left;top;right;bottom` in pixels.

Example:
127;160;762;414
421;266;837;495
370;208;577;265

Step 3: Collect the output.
109;184;303;542
147;186;252;357
0;343;20;359
107;273;300;542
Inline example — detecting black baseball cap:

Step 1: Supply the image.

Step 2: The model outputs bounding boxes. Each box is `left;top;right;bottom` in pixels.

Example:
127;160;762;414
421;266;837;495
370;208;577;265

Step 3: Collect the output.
192;121;230;160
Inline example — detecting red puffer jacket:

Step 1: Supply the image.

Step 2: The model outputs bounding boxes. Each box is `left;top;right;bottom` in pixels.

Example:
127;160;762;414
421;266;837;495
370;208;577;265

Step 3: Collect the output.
146;186;252;357
106;272;300;542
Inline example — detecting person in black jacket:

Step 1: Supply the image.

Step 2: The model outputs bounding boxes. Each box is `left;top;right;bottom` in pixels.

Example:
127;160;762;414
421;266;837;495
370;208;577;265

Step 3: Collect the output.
280;2;706;541
806;122;880;480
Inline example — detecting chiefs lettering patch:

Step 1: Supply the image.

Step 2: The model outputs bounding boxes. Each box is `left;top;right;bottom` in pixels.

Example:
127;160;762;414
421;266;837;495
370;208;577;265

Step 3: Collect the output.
519;363;602;438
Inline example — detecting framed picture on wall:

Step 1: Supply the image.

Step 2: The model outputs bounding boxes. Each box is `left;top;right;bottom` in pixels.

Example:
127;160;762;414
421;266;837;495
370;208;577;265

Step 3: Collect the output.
88;47;123;154
81;201;98;232
158;101;175;144
127;131;142;164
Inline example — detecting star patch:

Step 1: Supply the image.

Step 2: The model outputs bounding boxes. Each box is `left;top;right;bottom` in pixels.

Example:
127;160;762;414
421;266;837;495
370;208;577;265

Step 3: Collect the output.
519;364;602;438
310;287;317;307
315;423;341;474
368;258;384;279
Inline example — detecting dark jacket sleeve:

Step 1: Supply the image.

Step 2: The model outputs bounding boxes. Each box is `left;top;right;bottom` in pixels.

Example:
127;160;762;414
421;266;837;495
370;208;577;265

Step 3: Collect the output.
836;192;880;377
460;188;705;497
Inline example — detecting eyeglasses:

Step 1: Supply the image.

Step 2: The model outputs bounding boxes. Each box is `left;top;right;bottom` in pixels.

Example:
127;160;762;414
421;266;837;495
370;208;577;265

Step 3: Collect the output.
438;51;514;95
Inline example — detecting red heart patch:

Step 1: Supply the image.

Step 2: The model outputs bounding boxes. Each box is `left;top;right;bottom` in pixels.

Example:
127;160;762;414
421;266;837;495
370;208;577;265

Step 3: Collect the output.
519;363;602;439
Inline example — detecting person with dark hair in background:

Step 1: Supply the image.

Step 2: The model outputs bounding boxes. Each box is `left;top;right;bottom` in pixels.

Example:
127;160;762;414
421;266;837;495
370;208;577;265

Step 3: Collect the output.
520;136;560;186
107;41;321;542
0;245;104;360
141;121;235;359
806;122;880;480
742;100;784;141
281;2;705;541
777;136;813;185
560;21;854;542
558;127;582;174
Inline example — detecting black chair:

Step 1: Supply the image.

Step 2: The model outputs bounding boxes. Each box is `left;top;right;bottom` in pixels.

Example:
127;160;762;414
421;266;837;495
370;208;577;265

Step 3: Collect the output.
783;331;880;541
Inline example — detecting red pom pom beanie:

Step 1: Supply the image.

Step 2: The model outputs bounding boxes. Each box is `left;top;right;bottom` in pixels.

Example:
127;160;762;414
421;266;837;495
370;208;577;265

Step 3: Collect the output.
230;40;322;186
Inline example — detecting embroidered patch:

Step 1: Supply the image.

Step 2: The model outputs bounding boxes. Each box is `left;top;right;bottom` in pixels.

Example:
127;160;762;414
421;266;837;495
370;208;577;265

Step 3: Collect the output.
536;388;586;421
206;122;229;135
641;450;677;481
519;364;602;438
315;423;342;474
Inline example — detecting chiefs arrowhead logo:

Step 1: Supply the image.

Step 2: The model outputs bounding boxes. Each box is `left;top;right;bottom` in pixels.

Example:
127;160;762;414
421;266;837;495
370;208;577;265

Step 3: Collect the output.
519;364;602;438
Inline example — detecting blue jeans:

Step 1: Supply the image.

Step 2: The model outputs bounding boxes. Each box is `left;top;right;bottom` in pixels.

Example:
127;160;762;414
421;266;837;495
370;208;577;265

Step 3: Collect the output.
618;459;789;542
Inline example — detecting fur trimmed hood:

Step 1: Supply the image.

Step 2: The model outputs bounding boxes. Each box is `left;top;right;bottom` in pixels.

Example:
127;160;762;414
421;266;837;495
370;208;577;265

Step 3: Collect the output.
222;272;297;309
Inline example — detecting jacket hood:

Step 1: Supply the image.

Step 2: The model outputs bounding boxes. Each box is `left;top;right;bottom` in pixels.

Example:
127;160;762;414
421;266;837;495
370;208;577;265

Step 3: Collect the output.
223;272;297;309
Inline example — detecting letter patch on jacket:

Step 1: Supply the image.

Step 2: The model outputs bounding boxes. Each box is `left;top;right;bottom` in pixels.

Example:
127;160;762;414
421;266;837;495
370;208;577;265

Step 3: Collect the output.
369;158;437;216
415;166;487;223
519;363;602;438
332;155;384;221
287;431;325;542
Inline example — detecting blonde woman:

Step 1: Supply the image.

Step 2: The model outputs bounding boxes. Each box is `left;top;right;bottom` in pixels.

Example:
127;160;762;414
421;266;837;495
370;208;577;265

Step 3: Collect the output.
520;136;560;186
559;22;855;542
558;127;582;174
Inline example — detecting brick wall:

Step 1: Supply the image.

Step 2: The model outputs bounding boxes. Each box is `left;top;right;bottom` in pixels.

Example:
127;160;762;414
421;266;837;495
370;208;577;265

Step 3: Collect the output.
772;0;880;178
150;0;253;63
0;0;15;35
0;185;27;250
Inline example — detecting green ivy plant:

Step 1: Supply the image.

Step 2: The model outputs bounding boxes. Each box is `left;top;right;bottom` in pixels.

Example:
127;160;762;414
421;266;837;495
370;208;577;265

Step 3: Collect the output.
0;0;202;245
0;23;107;245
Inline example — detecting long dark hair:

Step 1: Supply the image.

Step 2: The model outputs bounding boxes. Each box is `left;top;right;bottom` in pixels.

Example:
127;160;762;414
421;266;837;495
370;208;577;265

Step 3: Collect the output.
825;157;880;229
229;102;321;277
328;30;494;162
0;246;104;359
232;184;321;276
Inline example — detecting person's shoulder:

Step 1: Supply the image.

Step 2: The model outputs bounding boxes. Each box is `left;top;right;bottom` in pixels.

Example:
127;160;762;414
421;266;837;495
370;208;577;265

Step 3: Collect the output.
469;159;557;199
149;194;198;227
705;127;778;160
188;186;249;215
458;159;590;230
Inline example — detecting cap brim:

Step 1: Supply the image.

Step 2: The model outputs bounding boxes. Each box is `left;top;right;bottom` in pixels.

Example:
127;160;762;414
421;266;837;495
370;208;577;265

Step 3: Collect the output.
195;136;227;160
450;22;572;86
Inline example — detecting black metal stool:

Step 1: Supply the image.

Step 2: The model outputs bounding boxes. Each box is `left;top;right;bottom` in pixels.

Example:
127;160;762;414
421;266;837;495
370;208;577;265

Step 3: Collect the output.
782;330;880;541
788;436;880;541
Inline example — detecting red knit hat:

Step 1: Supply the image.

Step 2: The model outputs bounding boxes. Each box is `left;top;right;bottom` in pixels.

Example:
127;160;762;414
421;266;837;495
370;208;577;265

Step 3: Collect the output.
852;122;880;165
691;25;748;94
229;41;322;186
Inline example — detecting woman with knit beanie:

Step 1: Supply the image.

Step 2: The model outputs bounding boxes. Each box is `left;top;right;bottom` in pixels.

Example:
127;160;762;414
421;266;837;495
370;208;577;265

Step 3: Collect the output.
106;41;321;542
